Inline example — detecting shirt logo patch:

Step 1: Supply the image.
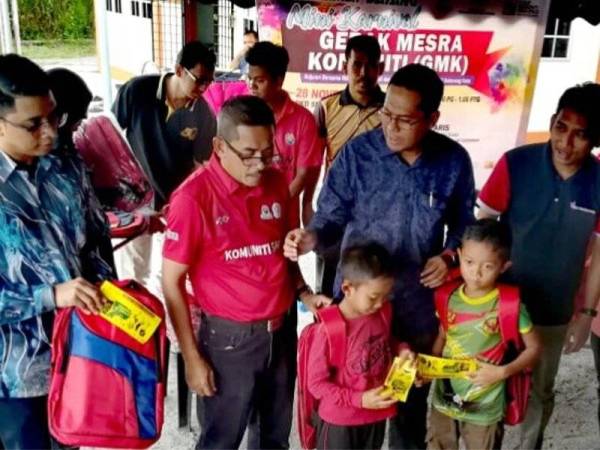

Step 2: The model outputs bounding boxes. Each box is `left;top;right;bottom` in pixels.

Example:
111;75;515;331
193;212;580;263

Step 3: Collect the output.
260;205;273;220
166;230;179;241
272;202;282;219
215;215;229;225
260;202;282;220
180;127;198;141
284;132;295;146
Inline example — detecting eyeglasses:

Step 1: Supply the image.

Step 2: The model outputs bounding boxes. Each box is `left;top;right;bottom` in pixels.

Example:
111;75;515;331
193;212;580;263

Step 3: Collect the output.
0;110;65;134
379;108;423;130
184;67;214;88
221;137;281;167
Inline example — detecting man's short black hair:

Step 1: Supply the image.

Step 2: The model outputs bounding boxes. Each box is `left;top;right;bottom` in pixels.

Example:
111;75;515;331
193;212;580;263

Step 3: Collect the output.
345;35;381;66
555;82;600;146
388;64;444;116
341;242;395;284
244;29;258;40
176;41;217;72
217;95;275;141
47;68;92;129
0;54;50;116
462;219;512;260
246;41;289;80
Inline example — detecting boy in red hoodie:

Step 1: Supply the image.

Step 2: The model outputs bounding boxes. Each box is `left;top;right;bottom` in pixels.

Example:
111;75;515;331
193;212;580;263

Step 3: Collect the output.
307;242;415;449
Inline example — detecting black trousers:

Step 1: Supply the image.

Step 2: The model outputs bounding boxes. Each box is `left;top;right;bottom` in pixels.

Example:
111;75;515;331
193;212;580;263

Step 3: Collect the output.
195;309;297;450
0;396;52;450
315;416;386;450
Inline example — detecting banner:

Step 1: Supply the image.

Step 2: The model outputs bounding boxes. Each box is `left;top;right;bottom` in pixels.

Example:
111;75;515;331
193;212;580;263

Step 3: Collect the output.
257;0;550;186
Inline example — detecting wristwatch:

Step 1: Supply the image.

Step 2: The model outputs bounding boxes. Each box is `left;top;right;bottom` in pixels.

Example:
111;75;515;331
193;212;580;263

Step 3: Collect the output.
579;307;598;318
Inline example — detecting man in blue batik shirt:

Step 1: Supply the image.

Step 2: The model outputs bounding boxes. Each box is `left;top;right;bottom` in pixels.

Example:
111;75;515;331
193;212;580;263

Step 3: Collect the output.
0;54;114;449
284;64;475;450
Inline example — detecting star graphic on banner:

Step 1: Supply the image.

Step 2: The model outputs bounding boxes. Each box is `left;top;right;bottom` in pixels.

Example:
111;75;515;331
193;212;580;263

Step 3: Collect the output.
471;47;511;97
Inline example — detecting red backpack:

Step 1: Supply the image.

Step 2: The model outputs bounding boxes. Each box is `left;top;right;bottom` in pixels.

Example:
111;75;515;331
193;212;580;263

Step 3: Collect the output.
434;280;531;425
297;304;391;449
73;115;154;213
297;306;346;450
48;280;168;448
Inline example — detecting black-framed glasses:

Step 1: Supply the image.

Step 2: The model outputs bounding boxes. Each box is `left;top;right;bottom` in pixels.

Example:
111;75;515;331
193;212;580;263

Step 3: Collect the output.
184;67;214;88
379;108;423;130
221;136;281;167
0;110;66;134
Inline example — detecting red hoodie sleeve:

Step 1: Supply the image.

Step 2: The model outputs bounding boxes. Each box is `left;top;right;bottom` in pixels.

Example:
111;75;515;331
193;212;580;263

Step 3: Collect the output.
307;324;364;409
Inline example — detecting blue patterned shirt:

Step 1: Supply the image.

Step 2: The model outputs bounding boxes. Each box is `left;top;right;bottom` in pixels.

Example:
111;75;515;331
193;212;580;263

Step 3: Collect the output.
310;128;475;339
0;150;114;398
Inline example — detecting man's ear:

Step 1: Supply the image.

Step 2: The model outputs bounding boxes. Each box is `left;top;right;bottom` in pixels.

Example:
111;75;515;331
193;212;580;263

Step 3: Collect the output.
501;260;512;273
213;136;225;157
276;75;286;90
549;113;557;132
174;64;184;78
428;111;440;128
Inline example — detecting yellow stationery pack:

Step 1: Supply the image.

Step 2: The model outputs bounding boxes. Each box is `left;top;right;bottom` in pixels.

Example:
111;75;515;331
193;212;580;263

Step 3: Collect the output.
416;354;478;380
382;356;417;402
99;281;162;344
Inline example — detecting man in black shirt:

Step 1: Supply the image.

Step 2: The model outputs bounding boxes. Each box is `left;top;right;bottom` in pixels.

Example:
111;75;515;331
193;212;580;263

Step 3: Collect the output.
112;41;217;284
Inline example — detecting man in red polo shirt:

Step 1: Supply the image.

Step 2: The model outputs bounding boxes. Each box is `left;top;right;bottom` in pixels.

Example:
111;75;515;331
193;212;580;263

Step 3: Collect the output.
162;96;327;449
246;41;323;226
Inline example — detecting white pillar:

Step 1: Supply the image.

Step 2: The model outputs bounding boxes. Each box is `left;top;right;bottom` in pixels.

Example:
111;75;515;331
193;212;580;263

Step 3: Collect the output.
95;0;113;111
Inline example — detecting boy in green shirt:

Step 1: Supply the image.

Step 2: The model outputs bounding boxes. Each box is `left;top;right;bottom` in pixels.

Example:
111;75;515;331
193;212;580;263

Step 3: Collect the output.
427;219;542;449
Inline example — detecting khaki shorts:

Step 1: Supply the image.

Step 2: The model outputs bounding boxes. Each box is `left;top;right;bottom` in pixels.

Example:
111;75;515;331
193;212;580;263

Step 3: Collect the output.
426;407;504;450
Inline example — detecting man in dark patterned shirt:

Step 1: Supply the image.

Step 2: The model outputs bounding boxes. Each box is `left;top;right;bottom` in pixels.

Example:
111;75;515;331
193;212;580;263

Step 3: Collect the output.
285;64;475;450
0;55;114;449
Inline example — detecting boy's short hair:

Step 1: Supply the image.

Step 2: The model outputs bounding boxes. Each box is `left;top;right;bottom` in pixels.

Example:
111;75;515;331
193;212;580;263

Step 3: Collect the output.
345;35;381;66
462;219;512;260
341;242;394;283
176;41;217;72
245;41;289;80
0;54;50;116
555;82;600;145
217;95;275;141
388;64;444;116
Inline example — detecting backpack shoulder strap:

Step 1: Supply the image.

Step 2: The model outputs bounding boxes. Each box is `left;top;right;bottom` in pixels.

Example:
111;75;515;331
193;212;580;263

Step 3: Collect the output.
316;306;347;369
434;279;462;331
379;302;392;330
497;284;522;350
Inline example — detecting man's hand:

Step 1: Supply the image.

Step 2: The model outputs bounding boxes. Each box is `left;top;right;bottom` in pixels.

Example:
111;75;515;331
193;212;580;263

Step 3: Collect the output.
361;386;397;409
420;255;449;288
299;292;332;313
469;361;507;387
284;229;317;261
185;355;217;397
564;315;593;354
54;278;105;314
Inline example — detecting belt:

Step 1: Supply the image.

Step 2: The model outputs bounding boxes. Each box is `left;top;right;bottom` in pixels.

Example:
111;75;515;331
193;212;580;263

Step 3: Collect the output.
201;313;285;333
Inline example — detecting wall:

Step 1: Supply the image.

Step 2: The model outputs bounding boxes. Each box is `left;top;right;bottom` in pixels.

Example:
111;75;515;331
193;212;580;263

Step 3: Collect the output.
101;1;154;81
526;18;600;141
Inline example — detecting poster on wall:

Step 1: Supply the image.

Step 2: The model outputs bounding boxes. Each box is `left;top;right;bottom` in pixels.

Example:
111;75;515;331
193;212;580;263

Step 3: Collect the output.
256;0;549;186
